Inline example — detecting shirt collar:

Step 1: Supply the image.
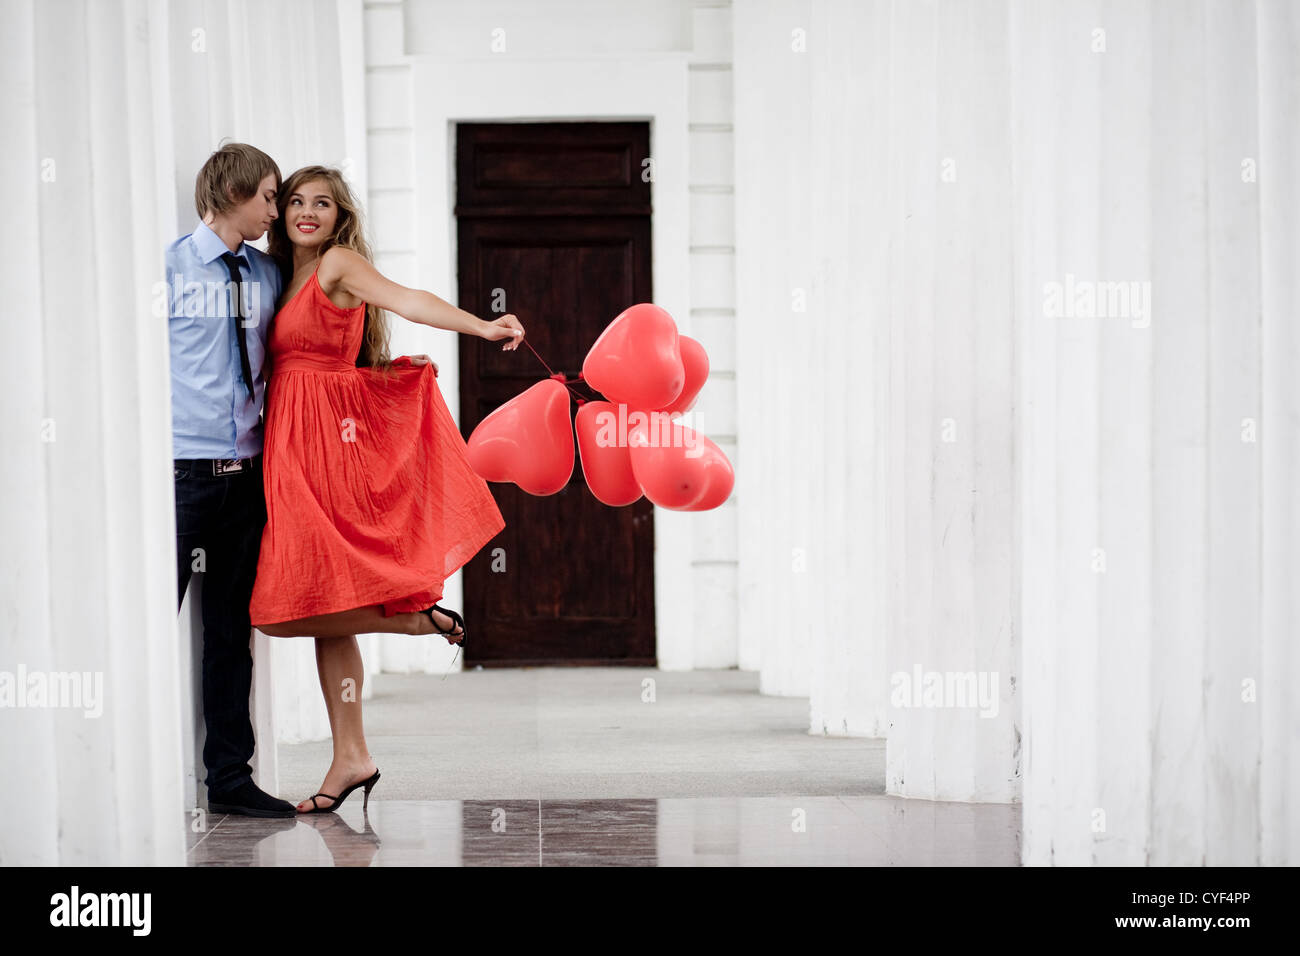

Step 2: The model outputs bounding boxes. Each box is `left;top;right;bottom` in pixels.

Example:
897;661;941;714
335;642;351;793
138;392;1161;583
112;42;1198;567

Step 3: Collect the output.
192;220;249;266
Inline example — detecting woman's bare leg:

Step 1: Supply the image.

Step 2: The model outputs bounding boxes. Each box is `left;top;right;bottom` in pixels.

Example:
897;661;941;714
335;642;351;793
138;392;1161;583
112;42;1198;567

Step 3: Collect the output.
258;604;463;641
298;635;378;813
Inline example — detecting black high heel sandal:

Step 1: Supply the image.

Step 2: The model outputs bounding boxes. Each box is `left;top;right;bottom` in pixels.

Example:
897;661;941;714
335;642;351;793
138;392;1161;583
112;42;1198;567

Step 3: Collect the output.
301;768;381;814
420;604;466;646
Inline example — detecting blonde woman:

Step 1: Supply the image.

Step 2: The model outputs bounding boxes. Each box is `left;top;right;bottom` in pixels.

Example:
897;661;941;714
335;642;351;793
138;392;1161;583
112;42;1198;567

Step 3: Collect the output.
249;165;525;813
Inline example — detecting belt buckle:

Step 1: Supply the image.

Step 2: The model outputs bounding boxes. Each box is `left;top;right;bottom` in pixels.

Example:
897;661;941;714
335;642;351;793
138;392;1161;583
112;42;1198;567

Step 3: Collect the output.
213;458;245;476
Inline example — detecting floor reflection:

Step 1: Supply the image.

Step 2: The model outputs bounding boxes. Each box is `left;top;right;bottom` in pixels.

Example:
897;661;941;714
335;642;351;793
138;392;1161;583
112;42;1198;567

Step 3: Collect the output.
186;796;1020;866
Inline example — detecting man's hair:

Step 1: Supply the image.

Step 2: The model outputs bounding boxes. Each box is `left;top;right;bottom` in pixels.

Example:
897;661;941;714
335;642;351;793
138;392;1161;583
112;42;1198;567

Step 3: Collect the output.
194;143;282;218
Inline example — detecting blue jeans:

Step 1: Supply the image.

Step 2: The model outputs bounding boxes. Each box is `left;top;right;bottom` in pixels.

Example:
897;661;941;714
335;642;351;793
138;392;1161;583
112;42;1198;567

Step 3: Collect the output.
174;457;266;794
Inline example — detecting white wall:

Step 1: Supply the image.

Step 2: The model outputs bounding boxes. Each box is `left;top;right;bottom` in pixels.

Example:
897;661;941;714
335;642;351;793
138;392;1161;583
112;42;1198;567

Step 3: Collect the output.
684;5;742;669
356;0;474;681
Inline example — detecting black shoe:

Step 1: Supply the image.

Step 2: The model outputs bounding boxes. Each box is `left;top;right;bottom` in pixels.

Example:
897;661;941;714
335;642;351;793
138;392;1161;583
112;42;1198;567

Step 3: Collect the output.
301;769;382;814
209;780;297;818
420;604;466;646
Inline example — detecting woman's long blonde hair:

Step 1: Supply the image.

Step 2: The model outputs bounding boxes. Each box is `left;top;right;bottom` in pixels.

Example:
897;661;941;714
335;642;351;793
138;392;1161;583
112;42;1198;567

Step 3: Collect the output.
269;165;392;369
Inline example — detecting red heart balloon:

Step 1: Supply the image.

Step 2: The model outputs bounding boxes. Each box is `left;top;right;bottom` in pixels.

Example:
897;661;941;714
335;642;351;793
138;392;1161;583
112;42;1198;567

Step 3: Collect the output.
627;417;734;511
654;334;708;417
583;303;685;409
574;401;643;506
467;379;573;496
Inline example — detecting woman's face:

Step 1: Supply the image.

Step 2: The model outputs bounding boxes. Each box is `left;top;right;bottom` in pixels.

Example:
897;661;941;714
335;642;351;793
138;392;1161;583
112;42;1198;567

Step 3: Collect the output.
283;178;339;250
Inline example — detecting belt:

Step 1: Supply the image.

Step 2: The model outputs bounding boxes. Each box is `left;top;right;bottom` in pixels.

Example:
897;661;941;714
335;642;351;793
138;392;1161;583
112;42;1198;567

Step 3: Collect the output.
174;455;262;476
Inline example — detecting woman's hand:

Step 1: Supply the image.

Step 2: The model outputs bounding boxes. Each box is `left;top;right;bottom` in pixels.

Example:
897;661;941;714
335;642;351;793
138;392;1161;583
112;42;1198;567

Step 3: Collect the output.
408;354;438;376
481;314;525;351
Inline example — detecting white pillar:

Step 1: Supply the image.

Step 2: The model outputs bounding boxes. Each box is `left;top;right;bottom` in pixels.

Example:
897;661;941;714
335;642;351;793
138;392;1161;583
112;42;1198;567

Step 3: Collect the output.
734;0;888;733
0;0;186;865
735;0;1018;773
881;0;1019;802
0;0;377;865
1257;0;1300;867
1015;0;1300;865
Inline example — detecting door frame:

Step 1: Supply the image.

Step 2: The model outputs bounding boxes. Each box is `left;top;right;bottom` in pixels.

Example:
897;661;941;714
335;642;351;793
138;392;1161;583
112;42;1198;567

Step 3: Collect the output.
408;55;694;669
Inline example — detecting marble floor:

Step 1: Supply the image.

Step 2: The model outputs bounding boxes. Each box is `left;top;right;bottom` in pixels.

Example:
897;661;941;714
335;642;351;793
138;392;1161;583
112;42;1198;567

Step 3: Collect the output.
186;795;1020;865
186;667;1021;865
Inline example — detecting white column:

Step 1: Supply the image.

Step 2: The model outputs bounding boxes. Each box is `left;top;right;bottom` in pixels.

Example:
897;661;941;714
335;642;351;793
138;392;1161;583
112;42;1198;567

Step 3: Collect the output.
0;0;186;866
880;0;1019;802
1257;0;1300;867
734;0;1018;768
734;0;815;699
1015;0;1300;864
0;0;60;867
734;0;895;737
0;0;374;866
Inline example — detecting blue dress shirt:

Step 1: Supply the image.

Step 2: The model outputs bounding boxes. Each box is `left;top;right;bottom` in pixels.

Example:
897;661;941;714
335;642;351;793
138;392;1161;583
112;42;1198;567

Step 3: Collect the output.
167;221;282;459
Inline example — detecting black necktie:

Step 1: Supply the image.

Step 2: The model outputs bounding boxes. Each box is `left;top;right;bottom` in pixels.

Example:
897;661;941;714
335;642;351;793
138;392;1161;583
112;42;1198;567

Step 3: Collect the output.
220;252;256;401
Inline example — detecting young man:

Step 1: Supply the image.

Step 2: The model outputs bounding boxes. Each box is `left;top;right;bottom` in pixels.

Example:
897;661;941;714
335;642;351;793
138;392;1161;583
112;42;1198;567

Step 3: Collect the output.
168;143;294;817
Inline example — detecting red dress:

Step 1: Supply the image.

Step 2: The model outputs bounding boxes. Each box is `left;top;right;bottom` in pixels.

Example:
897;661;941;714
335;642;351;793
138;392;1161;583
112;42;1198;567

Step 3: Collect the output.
249;270;504;627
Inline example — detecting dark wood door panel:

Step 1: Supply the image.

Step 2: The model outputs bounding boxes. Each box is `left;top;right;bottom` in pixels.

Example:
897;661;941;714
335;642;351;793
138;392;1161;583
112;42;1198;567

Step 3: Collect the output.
456;121;652;213
456;220;653;425
455;121;655;667
466;218;646;382
478;481;653;663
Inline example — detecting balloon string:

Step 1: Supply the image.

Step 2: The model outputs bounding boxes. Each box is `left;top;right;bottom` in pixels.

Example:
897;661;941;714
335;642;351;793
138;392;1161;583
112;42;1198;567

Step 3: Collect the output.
521;338;594;405
522;338;558;377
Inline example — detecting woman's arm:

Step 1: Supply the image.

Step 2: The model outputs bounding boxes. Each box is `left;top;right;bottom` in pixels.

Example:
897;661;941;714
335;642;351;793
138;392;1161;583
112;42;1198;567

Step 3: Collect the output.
319;245;525;348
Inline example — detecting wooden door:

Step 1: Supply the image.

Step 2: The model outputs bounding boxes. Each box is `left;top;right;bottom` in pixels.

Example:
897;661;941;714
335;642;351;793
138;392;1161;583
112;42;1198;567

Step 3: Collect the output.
455;121;656;666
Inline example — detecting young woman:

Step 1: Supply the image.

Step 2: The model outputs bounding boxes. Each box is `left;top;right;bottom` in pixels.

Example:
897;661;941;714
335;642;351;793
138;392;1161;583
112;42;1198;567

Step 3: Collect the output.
248;165;524;813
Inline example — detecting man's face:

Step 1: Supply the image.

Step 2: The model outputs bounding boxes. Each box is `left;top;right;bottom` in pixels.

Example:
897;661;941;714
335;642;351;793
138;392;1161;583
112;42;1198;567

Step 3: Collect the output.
230;173;279;241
